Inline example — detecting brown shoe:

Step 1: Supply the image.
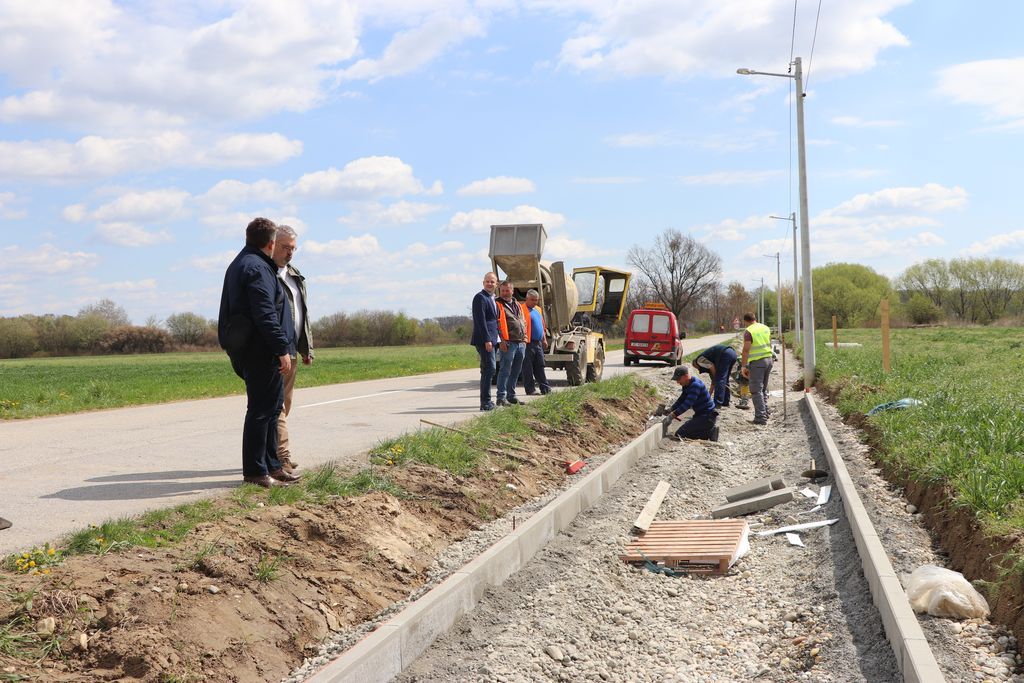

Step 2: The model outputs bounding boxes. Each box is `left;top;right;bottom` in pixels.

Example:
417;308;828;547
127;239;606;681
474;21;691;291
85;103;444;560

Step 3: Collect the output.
242;475;278;489
269;469;301;483
279;456;298;472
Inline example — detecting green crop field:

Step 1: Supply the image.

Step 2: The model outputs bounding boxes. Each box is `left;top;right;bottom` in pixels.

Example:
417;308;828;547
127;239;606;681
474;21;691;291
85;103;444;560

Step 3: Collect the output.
0;344;479;419
814;327;1024;531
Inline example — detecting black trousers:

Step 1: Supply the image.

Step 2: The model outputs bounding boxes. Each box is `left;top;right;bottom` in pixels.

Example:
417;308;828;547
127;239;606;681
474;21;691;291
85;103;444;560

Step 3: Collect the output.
523;341;550;393
240;353;284;477
676;412;718;440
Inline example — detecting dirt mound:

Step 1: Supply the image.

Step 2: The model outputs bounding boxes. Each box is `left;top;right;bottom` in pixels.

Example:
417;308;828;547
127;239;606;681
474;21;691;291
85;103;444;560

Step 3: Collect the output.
0;388;654;682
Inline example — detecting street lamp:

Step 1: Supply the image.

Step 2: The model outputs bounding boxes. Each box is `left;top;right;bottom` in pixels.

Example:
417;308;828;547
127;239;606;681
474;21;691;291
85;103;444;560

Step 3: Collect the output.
738;58;816;389
770;213;800;345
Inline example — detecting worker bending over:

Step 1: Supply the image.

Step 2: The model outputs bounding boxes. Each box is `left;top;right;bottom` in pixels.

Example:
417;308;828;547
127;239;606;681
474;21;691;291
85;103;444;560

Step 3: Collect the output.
667;365;719;442
693;343;738;407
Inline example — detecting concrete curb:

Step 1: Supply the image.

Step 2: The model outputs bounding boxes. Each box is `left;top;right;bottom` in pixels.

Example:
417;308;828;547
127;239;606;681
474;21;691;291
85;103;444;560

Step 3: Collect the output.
307;422;664;683
803;393;945;683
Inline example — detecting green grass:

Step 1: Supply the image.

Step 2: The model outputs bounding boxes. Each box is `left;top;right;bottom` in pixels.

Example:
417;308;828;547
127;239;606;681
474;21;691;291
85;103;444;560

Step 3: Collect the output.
0;344;479;419
253;553;288;583
815;327;1024;528
371;373;647;474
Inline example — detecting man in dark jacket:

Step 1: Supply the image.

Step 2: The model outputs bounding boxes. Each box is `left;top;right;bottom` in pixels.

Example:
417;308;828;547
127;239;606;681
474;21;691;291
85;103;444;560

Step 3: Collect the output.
692;343;738;407
470;272;500;411
667;365;720;442
218;217;301;488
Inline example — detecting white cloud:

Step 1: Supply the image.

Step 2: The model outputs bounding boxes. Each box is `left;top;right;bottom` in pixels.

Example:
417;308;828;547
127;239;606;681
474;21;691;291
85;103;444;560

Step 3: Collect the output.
185;250;238;273
962;231;1024;257
290;156;430;199
338;200;445;227
341;14;486;82
95;223;173;247
200;179;285;207
937;57;1024;127
696;215;775;242
827;184;968;216
0;191;25;219
545;236;619;260
553;1;909;80
442;205;567;234
304;234;382;258
0;131;301;180
197;133;303;167
679;170;783;186
2;244;100;276
457;176;536;196
831;116;902;128
91;189;190;224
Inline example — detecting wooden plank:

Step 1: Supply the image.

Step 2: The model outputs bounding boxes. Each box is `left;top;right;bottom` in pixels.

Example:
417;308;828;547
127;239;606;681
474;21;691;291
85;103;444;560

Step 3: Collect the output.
632;480;671;532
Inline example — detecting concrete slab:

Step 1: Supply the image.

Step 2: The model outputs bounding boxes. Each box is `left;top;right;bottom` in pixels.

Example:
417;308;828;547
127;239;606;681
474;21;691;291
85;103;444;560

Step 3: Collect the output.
711;487;795;518
723;475;787;502
306;624;402;683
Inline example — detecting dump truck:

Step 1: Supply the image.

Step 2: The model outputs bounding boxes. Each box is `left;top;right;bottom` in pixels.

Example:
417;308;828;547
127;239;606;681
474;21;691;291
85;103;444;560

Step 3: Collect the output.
488;223;631;385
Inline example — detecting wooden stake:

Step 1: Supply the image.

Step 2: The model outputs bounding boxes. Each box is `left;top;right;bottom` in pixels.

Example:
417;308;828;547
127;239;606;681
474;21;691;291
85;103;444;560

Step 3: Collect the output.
633;481;671;532
832;315;838;350
419;418;531;453
881;298;891;373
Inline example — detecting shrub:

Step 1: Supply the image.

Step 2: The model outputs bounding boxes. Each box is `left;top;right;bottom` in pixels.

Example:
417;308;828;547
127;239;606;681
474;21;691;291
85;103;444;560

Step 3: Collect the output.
903;293;942;325
0;317;39;358
166;312;214;346
97;326;172;354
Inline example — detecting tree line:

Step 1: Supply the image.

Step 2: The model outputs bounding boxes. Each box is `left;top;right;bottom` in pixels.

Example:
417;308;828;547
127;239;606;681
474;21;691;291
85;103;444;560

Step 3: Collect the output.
0;299;473;359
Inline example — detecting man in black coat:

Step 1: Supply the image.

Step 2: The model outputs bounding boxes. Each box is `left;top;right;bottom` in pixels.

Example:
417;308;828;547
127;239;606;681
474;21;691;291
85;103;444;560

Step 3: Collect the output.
218;217;301;488
470;271;500;411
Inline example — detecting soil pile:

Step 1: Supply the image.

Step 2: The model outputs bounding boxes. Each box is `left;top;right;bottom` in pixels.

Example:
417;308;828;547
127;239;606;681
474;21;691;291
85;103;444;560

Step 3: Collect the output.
0;386;655;682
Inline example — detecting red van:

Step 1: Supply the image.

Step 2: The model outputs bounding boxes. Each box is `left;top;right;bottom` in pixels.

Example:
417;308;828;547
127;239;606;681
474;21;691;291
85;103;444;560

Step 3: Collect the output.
623;304;684;366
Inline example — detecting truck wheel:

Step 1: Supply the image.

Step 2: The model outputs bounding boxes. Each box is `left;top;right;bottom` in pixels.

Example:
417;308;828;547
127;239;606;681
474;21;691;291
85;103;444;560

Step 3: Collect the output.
566;342;586;386
587;345;605;382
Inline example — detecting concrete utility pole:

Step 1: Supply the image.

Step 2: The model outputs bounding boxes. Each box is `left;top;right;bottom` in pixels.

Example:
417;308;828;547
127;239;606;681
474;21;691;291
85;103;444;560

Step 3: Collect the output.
770;213;800;345
738;58;815;388
764;252;782;337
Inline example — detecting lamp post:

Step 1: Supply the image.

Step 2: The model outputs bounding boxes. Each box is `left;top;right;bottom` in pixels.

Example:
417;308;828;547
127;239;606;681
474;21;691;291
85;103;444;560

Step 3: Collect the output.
738;58;815;389
770;212;800;345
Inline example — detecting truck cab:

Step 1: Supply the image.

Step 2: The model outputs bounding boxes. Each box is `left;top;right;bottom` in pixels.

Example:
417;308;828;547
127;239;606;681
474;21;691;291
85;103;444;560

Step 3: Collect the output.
624;303;684;366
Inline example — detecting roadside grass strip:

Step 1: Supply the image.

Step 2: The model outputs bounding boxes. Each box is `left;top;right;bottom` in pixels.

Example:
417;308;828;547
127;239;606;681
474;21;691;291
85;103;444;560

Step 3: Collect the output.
814;327;1024;537
0;344;479;419
3;374;648;573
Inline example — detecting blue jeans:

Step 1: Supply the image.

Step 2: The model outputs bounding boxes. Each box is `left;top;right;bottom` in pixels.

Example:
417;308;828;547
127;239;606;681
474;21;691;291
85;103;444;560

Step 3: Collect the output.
712;347;738;406
497;342;526;400
477;344;496;406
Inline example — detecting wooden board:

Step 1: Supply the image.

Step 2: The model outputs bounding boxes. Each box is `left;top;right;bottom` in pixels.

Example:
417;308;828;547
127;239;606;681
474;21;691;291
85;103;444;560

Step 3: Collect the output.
620;520;747;575
632;480;671;532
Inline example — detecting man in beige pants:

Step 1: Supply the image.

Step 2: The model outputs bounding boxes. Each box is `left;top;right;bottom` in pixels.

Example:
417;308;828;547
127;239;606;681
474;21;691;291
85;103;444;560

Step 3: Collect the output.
271;225;314;472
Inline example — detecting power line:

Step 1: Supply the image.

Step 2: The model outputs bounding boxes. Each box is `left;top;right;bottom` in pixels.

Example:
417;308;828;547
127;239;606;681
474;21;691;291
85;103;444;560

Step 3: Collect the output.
805;0;824;91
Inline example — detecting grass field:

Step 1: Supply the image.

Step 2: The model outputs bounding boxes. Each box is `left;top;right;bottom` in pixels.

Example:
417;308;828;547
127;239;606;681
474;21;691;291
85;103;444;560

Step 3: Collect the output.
0;344;479;419
814;327;1024;531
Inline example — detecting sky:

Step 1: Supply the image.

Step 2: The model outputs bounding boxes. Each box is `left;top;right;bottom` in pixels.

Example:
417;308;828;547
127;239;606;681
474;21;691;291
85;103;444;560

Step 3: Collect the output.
2;0;1023;322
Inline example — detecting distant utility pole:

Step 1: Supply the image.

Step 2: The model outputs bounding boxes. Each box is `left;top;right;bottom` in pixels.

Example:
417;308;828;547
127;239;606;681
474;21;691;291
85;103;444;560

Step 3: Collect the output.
770;213;800;344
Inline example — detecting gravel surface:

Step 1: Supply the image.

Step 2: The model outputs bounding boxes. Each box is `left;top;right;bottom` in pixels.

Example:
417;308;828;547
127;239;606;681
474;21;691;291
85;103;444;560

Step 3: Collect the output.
291;350;1024;683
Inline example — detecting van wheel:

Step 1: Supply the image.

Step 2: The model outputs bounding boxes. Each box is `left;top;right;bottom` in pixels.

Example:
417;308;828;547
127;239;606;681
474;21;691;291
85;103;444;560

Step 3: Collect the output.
587;345;605;382
623;356;632;367
566;342;586;386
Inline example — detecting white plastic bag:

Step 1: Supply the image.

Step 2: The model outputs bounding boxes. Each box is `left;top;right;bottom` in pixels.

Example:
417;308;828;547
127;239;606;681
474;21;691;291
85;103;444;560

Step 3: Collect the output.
904;565;989;619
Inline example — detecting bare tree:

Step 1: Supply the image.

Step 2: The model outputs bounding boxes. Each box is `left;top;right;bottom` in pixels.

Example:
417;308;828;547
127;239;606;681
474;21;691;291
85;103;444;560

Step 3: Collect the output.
626;229;722;320
78;298;130;326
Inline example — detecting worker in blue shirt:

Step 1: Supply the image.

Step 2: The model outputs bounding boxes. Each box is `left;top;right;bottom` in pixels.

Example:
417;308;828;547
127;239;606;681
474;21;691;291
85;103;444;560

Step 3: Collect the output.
667;365;720;442
692;343;738;408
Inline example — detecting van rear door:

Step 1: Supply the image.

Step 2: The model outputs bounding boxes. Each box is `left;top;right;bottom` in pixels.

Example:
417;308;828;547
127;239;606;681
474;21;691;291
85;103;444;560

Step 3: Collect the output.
647;312;676;355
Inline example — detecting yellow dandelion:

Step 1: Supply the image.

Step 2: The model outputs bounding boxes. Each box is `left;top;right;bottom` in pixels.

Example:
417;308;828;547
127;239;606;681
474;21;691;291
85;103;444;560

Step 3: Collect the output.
28;561;35;567
48;548;56;556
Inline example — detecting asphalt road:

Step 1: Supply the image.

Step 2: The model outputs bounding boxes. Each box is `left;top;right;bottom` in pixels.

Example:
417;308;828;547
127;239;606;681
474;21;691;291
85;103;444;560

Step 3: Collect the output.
0;334;735;554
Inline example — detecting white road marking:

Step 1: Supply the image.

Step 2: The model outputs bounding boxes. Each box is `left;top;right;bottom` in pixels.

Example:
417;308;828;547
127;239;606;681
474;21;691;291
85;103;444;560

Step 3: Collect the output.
298;386;430;409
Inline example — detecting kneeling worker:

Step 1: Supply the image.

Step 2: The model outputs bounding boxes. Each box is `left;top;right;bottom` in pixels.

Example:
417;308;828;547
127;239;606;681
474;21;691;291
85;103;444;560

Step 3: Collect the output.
667;365;719;442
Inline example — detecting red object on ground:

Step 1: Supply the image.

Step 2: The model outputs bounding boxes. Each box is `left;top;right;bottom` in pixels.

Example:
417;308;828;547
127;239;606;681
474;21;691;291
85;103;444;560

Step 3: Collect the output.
565;460;585;475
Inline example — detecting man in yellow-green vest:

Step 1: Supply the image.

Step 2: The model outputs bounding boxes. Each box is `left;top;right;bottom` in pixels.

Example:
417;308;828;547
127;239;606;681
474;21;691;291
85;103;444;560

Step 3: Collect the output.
740;312;773;425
